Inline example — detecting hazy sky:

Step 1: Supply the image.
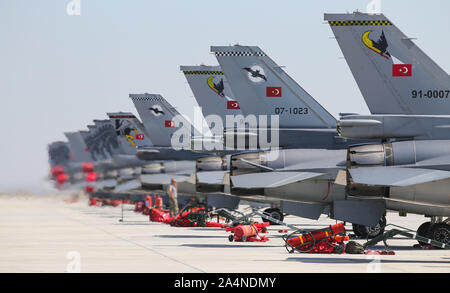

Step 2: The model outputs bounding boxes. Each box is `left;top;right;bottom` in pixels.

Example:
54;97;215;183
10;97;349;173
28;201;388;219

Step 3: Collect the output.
1;0;450;193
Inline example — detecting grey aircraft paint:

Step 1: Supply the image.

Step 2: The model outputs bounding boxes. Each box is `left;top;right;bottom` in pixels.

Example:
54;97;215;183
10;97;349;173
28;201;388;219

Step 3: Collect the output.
180;65;243;121
211;45;369;149
322;13;450;222
324;12;450;115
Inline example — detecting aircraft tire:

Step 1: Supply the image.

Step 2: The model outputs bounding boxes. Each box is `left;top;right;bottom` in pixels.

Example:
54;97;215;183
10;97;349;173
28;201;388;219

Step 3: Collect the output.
416;221;432;245
428;223;450;248
353;216;386;239
262;208;284;225
352;223;364;237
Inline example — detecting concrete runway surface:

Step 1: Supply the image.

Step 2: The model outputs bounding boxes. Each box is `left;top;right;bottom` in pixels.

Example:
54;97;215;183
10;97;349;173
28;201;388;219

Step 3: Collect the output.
0;193;449;273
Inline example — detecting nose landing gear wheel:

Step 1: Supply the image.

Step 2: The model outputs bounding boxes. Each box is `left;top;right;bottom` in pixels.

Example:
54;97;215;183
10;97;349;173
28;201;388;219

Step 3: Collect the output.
262;208;284;225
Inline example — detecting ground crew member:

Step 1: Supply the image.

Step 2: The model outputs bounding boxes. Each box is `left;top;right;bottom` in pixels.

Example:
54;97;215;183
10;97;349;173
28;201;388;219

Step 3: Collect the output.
168;178;179;216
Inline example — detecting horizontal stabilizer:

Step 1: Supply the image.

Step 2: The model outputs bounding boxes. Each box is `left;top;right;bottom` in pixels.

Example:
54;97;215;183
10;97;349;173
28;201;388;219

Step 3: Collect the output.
349;166;450;187
197;171;228;184
238;158;274;172
231;171;323;188
96;179;117;189
114;179;141;193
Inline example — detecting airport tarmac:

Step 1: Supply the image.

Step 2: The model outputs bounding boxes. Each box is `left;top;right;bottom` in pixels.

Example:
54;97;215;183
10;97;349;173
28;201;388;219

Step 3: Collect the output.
0;193;449;273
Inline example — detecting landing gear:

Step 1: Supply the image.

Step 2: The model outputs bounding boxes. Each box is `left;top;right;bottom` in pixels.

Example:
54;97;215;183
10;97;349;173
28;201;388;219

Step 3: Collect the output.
428;223;450;246
416;217;450;247
416;221;432;245
352;215;386;239
262;208;284;225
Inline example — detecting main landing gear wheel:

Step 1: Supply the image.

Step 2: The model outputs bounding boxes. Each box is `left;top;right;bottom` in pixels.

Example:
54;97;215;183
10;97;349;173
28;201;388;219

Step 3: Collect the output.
352;215;387;239
416;221;432;246
262;208;284;225
428;223;450;247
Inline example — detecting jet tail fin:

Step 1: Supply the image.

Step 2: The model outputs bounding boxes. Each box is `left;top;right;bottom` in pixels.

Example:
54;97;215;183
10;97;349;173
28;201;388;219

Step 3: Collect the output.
107;112;153;154
81;120;120;160
325;12;450;115
211;45;336;128
64;132;93;163
130;93;201;147
48;141;71;167
181;65;242;123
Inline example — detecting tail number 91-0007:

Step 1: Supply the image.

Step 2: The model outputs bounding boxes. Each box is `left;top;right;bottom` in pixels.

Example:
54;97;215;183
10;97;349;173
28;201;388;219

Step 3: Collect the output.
412;90;450;99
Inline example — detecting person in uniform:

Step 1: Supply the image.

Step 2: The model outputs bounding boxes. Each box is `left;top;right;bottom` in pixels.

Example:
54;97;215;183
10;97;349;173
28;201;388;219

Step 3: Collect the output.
168;178;179;216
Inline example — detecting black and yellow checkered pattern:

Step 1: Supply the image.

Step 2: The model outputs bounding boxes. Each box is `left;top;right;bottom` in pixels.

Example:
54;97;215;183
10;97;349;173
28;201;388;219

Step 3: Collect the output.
328;20;392;26
183;70;224;75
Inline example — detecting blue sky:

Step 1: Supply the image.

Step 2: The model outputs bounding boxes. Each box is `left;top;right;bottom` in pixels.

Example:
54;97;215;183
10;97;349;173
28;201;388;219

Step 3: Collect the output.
1;0;449;193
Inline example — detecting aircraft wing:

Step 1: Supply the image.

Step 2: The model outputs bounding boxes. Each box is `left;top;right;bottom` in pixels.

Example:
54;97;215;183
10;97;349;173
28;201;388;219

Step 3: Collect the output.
231;171;324;188
95;179;117;189
140;174;191;185
197;171;228;184
349;166;450;187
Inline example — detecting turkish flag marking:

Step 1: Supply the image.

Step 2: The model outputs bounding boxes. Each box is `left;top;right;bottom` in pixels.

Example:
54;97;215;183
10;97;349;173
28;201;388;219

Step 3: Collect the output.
84;147;89;152
136;134;145;140
227;100;240;109
266;86;282;97
392;64;412;76
165;120;175;128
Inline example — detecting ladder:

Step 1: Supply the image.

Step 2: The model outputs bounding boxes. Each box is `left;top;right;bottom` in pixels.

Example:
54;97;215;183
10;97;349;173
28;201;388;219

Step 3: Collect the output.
363;224;450;249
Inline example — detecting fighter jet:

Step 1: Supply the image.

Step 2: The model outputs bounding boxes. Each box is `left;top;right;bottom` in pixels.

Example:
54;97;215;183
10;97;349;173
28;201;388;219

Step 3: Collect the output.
106;111;201;195
181;65;284;213
48;141;73;187
178;46;382;236
324;12;450;242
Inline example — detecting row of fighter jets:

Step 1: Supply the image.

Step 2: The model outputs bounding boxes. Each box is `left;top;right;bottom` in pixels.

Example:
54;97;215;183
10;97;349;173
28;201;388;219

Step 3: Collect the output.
48;12;450;244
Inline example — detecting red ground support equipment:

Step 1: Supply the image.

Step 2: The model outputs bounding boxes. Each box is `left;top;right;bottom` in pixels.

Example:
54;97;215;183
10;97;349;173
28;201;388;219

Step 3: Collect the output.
150;207;170;223
89;197;98;206
57;173;68;185
86;171;98;182
365;250;395;255
205;222;226;228
227;222;270;242
51;166;64;177
134;201;144;212
82;162;94;173
284;222;347;254
143;195;152;215
154;196;163;209
145;195;152;208
85;185;94;193
169;207;203;227
111;200;122;207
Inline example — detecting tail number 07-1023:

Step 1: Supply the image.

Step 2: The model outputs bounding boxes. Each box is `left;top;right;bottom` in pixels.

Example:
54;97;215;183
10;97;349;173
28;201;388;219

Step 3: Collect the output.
274;107;308;115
